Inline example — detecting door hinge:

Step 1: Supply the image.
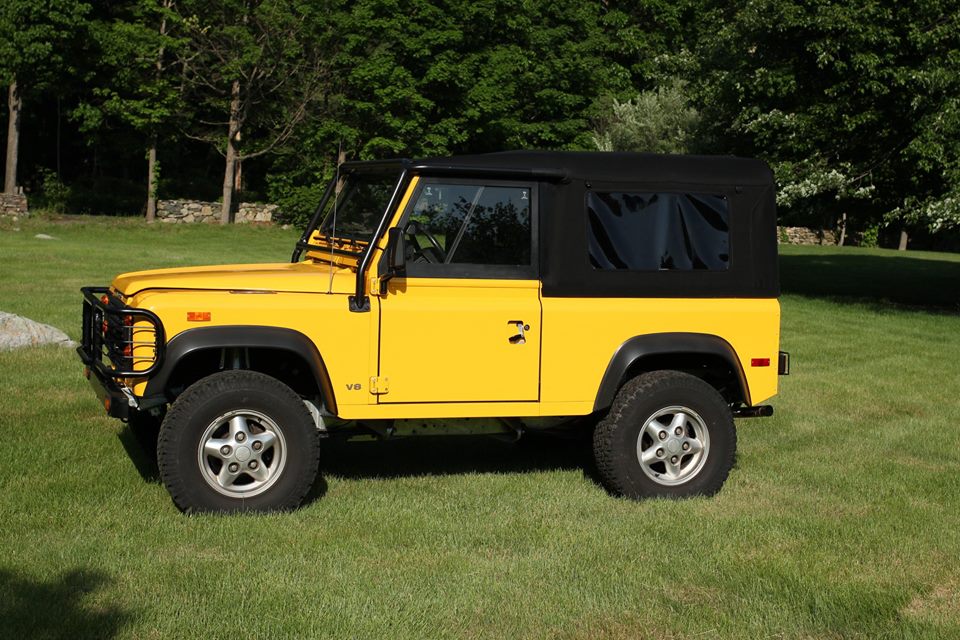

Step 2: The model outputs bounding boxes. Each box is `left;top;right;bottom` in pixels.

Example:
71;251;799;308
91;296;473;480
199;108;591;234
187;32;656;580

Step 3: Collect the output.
370;376;389;395
369;275;383;297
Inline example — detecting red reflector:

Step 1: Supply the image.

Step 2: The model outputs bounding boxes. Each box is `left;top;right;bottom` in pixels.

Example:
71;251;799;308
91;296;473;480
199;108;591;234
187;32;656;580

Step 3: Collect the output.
187;311;212;322
751;358;771;367
124;344;133;357
104;397;111;412
102;320;108;333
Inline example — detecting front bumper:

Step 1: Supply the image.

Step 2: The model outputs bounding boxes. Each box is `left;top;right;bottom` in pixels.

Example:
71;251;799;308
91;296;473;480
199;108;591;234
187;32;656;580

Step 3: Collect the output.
79;360;135;419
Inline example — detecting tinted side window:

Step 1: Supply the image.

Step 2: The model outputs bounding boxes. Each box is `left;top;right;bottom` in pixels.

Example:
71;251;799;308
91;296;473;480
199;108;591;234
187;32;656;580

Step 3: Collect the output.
587;191;729;271
408;183;531;266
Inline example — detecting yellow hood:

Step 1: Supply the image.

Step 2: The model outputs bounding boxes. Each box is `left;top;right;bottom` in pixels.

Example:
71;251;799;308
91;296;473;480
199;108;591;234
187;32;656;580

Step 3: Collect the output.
112;261;356;296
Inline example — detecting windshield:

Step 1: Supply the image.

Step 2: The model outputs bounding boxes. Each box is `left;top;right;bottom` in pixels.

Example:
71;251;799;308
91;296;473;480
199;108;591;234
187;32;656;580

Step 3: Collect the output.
316;170;400;248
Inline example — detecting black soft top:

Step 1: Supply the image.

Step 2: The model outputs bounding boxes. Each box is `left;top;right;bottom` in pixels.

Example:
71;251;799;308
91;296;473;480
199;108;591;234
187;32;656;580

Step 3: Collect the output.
410;151;773;186
343;150;779;299
345;150;773;187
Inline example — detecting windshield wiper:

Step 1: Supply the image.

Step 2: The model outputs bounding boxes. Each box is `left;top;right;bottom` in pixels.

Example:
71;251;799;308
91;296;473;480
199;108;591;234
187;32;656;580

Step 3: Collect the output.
314;231;367;247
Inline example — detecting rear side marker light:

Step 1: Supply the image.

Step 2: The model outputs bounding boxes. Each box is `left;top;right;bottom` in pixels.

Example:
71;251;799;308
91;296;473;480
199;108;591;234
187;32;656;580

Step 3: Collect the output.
751;358;771;367
187;312;211;322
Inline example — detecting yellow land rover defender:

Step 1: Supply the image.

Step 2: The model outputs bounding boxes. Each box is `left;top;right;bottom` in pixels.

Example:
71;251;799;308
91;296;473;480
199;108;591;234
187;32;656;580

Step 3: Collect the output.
78;151;789;513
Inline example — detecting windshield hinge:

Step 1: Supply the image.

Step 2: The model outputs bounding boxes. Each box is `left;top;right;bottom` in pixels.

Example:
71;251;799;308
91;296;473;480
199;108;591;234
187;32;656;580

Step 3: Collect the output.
369;376;389;395
369;275;386;297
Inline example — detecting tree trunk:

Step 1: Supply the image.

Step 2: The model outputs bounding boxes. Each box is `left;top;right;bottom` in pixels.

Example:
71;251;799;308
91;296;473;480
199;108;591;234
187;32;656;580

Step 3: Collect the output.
146;140;158;222
234;129;242;193
146;2;170;223
220;79;241;224
4;80;21;195
898;229;909;251
837;212;847;246
234;157;242;193
56;96;61;178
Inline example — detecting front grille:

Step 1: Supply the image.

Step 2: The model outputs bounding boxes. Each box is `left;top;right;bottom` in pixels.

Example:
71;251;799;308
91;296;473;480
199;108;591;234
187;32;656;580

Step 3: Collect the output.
80;287;165;378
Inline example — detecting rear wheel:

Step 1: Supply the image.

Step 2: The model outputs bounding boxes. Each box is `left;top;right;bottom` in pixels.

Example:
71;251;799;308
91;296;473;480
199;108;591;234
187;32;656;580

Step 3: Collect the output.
593;370;736;499
157;370;320;513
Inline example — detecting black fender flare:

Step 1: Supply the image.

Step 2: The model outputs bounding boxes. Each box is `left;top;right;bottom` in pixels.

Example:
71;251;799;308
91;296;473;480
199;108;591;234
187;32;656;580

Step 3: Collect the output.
593;332;749;412
143;326;337;413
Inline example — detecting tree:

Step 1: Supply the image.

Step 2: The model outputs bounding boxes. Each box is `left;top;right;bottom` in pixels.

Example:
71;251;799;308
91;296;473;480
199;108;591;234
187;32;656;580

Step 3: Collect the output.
697;0;960;247
325;0;639;156
590;80;700;153
267;0;641;226
77;0;184;220
176;0;328;223
0;0;90;195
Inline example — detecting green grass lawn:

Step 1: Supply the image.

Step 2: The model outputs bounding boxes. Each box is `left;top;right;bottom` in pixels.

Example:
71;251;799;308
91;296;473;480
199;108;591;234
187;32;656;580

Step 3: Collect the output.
1;215;959;639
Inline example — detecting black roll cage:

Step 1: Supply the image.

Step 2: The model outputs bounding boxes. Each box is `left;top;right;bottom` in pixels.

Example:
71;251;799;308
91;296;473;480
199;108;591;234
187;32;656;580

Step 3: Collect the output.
290;158;567;313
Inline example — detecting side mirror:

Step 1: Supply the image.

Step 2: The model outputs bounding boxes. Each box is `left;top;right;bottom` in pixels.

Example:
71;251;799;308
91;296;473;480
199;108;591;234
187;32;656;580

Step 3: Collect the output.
386;227;406;274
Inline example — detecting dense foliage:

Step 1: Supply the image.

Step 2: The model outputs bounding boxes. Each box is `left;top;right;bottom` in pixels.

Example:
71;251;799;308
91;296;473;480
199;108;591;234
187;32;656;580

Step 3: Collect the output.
0;0;957;247
696;0;960;245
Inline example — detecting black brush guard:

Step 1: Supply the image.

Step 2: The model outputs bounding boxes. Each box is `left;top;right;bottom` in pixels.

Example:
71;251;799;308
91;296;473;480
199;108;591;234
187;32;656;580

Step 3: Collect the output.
78;287;165;379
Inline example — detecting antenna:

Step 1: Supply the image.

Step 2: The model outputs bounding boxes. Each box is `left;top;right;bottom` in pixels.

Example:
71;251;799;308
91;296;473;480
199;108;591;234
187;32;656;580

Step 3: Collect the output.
326;140;342;294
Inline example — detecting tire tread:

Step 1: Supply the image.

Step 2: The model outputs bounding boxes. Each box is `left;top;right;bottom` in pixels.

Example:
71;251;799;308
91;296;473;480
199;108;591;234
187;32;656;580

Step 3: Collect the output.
593;370;736;499
157;370;320;513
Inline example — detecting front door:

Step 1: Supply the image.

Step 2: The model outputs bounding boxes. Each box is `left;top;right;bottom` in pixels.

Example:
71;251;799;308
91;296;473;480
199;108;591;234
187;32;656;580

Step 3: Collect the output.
377;178;540;404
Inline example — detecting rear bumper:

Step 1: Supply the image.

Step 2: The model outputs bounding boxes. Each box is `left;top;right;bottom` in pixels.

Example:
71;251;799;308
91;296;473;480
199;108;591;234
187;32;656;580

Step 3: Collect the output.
778;351;790;375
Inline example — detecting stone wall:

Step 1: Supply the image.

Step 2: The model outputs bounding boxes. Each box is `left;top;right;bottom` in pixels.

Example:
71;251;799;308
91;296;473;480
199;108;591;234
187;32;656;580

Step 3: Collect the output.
157;199;278;224
777;226;837;245
0;193;28;218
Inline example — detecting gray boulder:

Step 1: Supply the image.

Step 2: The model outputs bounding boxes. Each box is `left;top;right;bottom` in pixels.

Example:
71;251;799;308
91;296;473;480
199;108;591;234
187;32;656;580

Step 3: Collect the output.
0;311;77;350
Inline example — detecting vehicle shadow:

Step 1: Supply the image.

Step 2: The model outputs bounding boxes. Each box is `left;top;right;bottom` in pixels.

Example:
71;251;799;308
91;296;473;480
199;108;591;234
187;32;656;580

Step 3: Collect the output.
117;424;160;483
779;252;960;312
0;569;130;639
115;419;605;497
318;432;600;483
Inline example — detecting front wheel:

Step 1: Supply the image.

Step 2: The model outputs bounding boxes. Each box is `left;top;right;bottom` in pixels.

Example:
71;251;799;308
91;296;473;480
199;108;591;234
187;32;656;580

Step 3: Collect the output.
157;370;320;513
593;371;736;499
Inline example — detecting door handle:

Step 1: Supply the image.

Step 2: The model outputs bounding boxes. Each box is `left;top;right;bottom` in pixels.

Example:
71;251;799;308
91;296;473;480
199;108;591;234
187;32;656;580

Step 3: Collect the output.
508;320;530;345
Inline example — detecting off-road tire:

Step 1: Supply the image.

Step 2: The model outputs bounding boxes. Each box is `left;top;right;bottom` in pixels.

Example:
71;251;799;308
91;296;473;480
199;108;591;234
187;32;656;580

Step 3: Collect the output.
157;370;320;514
593;370;736;499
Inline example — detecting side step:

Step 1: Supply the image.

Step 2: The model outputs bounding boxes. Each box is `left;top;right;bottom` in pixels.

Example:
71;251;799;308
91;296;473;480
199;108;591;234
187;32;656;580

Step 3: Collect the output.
733;405;774;418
